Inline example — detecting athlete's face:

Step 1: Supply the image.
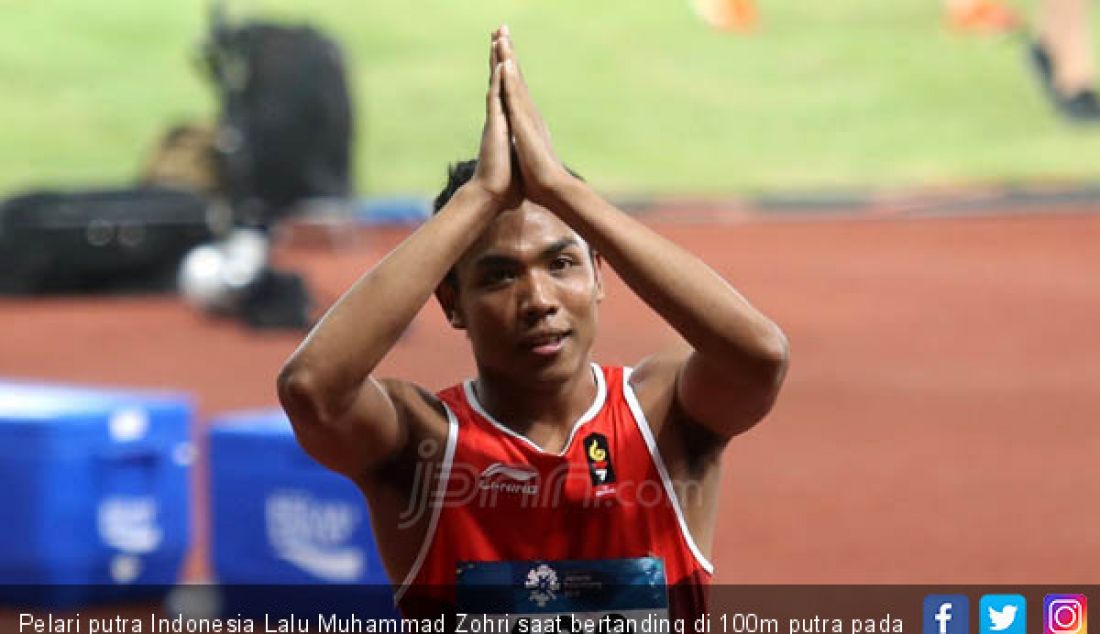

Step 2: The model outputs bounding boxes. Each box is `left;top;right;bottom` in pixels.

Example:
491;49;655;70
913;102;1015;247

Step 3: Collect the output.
440;201;603;385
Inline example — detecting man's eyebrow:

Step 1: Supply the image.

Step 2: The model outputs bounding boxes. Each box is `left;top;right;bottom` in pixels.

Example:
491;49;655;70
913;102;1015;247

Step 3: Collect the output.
540;237;582;258
473;238;583;269
472;253;518;270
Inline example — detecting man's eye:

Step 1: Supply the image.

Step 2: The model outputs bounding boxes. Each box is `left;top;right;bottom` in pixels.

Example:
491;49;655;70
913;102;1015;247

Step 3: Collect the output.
483;270;514;285
550;257;574;271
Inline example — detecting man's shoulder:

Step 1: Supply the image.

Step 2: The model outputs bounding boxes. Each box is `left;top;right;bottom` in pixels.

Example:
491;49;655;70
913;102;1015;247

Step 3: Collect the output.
626;346;691;403
622;348;728;469
376;378;452;434
358;378;451;487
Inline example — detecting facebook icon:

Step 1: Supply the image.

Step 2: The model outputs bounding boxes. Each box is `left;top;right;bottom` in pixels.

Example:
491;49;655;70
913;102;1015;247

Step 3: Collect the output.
925;595;971;634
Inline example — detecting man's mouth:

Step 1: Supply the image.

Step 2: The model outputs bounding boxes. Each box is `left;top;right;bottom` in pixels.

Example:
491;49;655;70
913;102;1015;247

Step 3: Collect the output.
520;330;570;355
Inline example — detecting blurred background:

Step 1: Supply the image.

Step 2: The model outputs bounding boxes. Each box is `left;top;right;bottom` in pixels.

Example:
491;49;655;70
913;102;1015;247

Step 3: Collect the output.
0;0;1097;621
5;0;1100;197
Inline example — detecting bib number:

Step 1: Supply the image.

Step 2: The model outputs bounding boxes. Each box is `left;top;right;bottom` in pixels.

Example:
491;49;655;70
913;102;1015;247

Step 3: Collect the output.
456;557;669;631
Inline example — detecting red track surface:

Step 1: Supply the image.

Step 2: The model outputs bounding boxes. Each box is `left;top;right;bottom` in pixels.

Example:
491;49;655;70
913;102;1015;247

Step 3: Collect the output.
1;210;1097;585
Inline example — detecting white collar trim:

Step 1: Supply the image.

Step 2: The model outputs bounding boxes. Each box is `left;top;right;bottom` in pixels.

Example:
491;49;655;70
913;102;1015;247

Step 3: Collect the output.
462;362;606;457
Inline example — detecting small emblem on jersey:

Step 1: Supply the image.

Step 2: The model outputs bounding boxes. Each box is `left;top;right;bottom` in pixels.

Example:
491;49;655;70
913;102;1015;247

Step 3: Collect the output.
583;432;616;487
479;462;539;495
524;563;560;607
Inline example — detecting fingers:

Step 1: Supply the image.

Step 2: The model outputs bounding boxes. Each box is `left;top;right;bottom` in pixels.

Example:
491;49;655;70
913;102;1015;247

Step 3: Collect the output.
478;60;512;194
485;26;562;199
498;60;520;123
495;29;555;150
491;25;524;87
501;58;547;159
486;61;504;120
495;28;520;80
490;24;512;67
495;32;534;112
491;28;540;141
500;59;535;127
490;28;501;74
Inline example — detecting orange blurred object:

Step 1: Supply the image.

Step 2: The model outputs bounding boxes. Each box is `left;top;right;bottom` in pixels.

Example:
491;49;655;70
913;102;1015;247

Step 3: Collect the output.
691;0;758;32
946;0;1022;34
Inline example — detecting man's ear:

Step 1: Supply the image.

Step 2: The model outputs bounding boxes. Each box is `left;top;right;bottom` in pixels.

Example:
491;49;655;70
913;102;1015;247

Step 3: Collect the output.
592;251;605;303
434;281;466;329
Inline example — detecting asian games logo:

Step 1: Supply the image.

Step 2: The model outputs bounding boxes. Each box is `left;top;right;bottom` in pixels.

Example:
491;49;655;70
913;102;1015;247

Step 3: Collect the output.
525;563;560;607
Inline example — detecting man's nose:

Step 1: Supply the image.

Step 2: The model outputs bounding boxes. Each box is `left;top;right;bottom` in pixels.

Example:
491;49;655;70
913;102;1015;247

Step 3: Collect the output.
518;269;559;322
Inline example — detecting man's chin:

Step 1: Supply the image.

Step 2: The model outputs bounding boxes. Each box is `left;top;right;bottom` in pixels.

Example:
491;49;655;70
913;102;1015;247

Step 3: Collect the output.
522;352;590;384
477;343;591;386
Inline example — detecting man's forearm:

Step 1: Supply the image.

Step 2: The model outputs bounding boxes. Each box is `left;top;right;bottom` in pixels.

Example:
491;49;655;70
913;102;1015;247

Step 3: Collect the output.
282;185;500;396
547;177;786;367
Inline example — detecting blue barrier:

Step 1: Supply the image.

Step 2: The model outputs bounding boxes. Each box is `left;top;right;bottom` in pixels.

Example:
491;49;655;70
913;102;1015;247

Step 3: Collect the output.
0;379;194;606
208;409;397;618
208;409;390;586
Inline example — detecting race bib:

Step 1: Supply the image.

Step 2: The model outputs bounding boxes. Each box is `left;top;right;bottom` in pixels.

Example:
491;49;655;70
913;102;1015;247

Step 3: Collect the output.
456;557;669;632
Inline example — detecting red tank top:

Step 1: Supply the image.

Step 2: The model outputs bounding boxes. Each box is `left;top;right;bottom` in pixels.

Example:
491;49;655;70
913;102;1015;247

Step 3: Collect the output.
395;364;713;620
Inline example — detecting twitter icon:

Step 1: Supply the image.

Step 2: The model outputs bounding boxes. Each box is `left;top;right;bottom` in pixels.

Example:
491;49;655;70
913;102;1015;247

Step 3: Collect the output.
981;595;1027;634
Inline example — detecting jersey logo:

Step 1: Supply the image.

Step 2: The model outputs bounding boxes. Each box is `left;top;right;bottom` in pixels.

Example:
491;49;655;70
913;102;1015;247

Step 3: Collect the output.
481;463;538;482
583;433;616;487
479;463;539;496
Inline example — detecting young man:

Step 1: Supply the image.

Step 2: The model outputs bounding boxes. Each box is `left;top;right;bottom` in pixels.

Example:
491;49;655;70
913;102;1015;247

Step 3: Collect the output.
277;26;788;620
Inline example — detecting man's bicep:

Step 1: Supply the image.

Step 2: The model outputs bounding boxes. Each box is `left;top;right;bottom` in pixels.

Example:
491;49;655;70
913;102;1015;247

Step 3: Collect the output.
285;376;409;479
677;351;782;440
633;343;780;440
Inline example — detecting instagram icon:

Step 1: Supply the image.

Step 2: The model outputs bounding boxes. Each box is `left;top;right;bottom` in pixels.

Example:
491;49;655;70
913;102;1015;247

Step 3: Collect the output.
1045;595;1088;634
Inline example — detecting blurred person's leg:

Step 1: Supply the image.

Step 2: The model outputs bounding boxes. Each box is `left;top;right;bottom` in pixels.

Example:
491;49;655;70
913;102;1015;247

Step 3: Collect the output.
946;0;1020;33
1031;0;1100;120
1039;0;1094;93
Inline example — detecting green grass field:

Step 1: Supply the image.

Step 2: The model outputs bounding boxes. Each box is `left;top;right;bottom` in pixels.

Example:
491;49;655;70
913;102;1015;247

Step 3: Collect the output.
3;0;1100;197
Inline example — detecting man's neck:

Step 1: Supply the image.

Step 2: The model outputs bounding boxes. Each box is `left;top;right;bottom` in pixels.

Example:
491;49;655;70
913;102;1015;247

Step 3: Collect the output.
472;361;598;439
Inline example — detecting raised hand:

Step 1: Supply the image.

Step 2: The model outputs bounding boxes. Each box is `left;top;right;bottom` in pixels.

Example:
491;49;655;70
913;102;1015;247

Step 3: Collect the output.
494;26;572;207
470;28;521;208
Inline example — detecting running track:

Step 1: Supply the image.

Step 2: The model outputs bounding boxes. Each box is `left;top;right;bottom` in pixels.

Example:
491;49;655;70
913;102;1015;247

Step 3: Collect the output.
1;206;1096;585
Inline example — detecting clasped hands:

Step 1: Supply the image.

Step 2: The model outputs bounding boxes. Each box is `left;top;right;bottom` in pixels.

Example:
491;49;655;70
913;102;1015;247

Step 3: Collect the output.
471;25;572;210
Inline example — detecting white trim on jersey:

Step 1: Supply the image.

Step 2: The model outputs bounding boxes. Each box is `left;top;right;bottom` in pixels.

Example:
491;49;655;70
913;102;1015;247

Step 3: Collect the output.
393;401;459;604
462;362;607;457
621;366;716;575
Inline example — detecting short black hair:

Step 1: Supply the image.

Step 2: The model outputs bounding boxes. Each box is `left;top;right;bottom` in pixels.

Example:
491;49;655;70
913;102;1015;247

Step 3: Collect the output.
433;159;479;214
